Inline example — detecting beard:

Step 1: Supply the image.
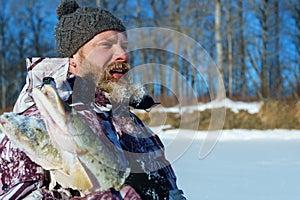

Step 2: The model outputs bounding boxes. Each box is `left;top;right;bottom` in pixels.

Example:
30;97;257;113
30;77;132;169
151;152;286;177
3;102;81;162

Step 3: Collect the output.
79;58;145;105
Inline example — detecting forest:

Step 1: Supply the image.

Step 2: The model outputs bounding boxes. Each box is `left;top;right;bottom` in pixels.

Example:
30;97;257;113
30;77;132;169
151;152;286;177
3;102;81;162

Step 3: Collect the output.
0;0;299;111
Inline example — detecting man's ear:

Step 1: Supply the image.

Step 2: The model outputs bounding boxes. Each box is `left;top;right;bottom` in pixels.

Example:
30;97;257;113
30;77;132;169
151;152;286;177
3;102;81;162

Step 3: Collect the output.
69;57;78;74
69;57;77;67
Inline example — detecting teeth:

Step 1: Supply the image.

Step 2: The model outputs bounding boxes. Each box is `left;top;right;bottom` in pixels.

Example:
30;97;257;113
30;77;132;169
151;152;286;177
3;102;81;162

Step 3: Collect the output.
110;68;127;73
108;63;129;75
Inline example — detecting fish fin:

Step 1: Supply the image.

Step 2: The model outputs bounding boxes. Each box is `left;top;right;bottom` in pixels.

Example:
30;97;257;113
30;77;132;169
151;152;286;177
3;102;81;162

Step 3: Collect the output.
70;158;93;190
53;157;93;191
49;171;57;190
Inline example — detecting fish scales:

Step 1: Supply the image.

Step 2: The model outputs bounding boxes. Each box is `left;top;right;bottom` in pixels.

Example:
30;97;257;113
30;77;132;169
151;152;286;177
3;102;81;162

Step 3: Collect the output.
0;85;130;194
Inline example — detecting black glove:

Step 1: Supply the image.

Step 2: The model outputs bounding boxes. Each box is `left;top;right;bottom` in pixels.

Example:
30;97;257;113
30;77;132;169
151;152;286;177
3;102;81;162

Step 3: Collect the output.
169;189;187;200
130;95;160;110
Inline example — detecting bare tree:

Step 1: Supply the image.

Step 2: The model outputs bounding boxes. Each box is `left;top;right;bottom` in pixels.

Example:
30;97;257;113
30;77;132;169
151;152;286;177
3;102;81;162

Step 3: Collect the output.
238;0;247;99
287;0;300;97
0;0;10;110
261;0;270;99
169;0;182;101
214;0;224;99
226;0;233;99
246;0;271;100
1;0;299;109
274;0;282;98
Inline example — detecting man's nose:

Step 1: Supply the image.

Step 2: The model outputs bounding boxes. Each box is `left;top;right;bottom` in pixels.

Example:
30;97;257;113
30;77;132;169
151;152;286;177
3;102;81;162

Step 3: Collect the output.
114;46;128;62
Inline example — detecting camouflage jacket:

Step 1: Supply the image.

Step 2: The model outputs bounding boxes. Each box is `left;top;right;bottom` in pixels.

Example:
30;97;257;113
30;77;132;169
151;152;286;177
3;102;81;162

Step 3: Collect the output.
0;58;179;200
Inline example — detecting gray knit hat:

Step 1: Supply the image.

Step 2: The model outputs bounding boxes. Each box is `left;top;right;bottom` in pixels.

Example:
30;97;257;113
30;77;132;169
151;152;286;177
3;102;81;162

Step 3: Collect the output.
55;0;126;57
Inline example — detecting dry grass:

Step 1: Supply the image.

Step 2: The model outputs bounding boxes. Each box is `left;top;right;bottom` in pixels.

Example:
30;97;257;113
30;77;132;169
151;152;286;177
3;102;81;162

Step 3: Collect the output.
2;100;299;130
0;106;13;115
134;100;300;130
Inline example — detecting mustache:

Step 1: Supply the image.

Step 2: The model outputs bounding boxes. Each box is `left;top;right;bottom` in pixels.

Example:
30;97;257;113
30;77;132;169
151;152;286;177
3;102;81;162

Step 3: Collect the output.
101;62;130;82
93;62;145;105
96;62;131;93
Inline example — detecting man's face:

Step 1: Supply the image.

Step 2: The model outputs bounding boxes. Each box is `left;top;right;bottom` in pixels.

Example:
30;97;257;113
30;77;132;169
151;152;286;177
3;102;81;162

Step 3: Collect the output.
70;30;145;104
70;30;129;83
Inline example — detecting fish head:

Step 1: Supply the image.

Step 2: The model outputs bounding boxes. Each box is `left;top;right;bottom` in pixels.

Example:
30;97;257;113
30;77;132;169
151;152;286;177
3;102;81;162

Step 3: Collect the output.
31;85;82;153
32;85;70;123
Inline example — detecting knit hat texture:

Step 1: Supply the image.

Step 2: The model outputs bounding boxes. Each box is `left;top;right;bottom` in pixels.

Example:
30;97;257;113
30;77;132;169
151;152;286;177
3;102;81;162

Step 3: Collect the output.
55;0;126;57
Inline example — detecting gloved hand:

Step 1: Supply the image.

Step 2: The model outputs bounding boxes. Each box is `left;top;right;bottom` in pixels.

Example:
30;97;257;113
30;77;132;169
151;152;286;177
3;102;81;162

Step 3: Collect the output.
169;189;187;200
130;94;160;110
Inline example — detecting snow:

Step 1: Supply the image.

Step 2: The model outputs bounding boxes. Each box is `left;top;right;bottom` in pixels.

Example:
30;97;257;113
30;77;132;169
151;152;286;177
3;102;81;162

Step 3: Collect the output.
154;128;300;141
147;99;299;200
152;127;300;200
136;98;264;114
196;98;263;114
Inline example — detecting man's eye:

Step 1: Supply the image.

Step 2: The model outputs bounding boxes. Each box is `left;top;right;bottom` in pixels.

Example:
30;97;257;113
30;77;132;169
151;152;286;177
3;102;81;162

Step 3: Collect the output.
121;44;128;50
121;42;128;50
103;43;112;47
100;43;112;48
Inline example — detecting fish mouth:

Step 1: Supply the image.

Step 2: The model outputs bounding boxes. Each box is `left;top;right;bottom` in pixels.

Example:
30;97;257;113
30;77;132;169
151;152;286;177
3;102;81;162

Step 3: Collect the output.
32;85;68;122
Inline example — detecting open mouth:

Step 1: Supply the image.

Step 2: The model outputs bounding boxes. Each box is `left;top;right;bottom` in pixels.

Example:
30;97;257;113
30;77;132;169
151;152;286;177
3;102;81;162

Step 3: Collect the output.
109;65;129;79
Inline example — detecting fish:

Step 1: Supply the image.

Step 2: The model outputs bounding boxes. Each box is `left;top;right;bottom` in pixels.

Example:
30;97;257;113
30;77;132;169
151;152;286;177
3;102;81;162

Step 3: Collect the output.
0;85;130;194
0;112;63;170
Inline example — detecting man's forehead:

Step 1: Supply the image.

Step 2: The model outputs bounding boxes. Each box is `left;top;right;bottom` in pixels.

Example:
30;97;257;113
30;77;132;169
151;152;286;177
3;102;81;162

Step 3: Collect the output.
93;31;127;42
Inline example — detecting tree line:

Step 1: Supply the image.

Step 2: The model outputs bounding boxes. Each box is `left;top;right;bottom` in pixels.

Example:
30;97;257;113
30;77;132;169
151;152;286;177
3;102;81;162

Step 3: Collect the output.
0;0;299;110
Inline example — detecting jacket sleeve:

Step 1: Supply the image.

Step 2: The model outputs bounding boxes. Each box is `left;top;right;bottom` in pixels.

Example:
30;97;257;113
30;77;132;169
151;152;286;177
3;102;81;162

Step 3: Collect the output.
1;106;142;199
0;132;142;199
0;135;45;198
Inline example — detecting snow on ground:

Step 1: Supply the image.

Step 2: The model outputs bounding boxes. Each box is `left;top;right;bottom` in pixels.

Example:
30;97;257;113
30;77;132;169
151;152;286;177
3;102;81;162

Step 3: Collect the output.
153;127;300;141
147;100;299;200
196;98;263;114
138;98;264;115
152;127;300;200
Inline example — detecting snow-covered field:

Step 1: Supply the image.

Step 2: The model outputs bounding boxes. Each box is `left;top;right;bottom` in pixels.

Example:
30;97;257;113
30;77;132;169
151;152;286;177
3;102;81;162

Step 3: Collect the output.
154;128;300;200
150;99;300;200
154;98;263;114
